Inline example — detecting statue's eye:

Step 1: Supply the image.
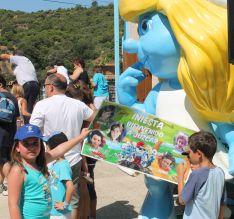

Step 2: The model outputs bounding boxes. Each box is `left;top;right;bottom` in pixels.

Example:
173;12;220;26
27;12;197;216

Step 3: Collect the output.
138;18;152;35
142;19;148;31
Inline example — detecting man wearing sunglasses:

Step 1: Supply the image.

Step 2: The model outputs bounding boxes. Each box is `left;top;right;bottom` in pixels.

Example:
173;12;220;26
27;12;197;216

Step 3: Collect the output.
30;73;95;219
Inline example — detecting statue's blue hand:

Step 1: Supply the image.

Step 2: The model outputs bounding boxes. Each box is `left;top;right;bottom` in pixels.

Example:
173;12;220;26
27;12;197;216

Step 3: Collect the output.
117;64;145;106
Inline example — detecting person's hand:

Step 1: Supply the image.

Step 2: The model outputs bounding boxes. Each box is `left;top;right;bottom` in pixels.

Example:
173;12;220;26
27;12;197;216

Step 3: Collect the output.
74;63;83;71
73;63;78;69
80;128;91;139
54;201;65;210
117;63;145;107
190;163;200;171
176;163;186;174
47;67;57;74
176;163;186;180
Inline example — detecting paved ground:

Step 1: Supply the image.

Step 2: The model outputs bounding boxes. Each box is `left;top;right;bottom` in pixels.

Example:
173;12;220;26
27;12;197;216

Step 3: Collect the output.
94;162;147;219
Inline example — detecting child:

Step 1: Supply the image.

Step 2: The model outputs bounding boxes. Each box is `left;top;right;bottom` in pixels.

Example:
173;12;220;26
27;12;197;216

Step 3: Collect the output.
158;152;175;172
93;105;116;130
85;129;104;219
11;84;31;126
177;130;225;219
45;132;74;219
98;105;116;123
87;130;105;150
108;123;125;142
174;132;188;153
7;124;89;219
90;66;109;109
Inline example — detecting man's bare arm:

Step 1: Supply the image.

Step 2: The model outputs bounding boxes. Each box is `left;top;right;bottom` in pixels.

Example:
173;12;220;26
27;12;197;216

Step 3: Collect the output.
0;54;11;60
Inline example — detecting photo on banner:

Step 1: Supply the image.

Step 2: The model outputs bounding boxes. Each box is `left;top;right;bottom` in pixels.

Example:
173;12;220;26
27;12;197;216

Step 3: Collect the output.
81;101;195;184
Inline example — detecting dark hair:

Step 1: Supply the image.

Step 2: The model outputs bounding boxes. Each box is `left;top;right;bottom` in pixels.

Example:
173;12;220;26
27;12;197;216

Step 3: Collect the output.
175;132;188;145
158;152;175;167
161;152;175;167
66;80;94;105
93;66;102;73
47;74;67;91
189;130;217;160
54;59;64;66
11;140;49;177
73;57;85;68
13;49;24;56
0;74;6;88
108;123;125;142
87;130;105;147
97;105;116;119
46;132;68;150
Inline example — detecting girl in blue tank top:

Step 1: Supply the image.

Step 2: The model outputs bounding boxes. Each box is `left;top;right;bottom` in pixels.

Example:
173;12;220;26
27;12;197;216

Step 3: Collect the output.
7;124;89;219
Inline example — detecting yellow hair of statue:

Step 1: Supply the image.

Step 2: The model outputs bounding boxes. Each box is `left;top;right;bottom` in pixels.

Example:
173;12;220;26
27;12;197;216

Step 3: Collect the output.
120;0;234;122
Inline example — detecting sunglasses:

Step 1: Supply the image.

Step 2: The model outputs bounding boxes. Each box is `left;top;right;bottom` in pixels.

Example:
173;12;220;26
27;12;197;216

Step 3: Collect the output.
43;83;53;87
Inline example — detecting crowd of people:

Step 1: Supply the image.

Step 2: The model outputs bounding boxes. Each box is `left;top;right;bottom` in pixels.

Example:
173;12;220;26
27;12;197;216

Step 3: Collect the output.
0;52;227;219
0;52;110;219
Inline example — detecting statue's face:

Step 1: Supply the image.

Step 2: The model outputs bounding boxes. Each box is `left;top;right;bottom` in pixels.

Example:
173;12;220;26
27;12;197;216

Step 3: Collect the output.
123;12;180;79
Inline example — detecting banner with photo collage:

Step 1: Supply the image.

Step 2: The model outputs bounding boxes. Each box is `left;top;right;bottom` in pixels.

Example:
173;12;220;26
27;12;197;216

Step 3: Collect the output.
81;101;195;184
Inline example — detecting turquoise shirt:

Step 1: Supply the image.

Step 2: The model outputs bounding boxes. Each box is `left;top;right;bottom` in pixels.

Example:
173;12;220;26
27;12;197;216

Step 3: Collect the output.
20;165;51;219
93;73;109;97
49;159;72;216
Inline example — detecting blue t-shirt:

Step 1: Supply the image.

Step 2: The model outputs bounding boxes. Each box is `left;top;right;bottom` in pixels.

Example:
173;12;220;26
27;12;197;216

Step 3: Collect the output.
20;165;52;219
93;73;109;97
182;166;225;219
49;159;72;216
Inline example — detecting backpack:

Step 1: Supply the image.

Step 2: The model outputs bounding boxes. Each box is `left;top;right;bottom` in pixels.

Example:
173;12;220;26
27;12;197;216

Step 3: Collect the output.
0;92;15;123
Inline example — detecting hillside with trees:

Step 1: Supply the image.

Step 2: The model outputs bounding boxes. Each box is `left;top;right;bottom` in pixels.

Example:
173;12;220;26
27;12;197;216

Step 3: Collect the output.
0;3;116;82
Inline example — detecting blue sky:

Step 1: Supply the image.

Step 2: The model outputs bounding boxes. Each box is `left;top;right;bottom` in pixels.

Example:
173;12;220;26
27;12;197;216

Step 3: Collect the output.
0;0;113;12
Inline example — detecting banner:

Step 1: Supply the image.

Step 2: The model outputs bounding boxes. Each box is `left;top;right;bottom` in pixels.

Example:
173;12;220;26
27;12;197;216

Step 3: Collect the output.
81;101;195;183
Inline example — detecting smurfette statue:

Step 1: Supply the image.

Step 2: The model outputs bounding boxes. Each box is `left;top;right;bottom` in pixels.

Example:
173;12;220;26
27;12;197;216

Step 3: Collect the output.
117;0;234;218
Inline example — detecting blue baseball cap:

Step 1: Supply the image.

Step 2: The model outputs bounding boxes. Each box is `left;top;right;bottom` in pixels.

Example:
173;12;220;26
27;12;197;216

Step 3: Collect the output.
14;124;43;141
42;131;62;142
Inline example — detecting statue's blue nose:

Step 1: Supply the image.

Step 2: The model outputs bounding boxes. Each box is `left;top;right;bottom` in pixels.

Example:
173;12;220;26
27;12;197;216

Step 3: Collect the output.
123;39;139;53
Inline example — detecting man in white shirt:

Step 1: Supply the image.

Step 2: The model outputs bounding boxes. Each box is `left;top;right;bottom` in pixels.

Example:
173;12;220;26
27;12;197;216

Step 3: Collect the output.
0;50;39;113
30;73;95;219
